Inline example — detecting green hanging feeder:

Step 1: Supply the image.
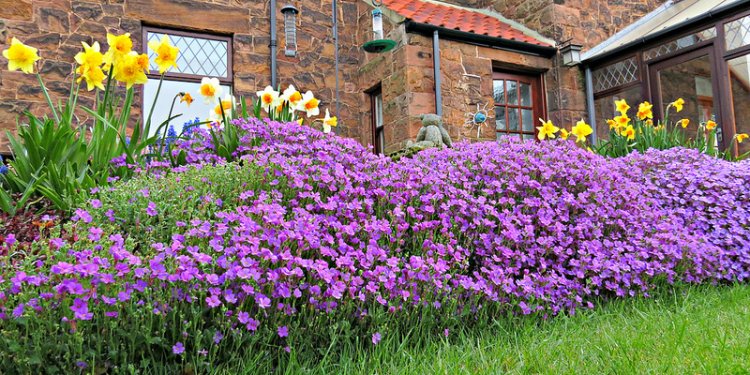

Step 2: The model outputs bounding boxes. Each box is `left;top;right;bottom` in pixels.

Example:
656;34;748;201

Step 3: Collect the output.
363;6;397;53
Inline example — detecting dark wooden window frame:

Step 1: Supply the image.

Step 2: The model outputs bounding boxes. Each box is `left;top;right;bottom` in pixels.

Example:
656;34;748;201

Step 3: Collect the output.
141;26;233;85
492;71;545;140
368;85;384;154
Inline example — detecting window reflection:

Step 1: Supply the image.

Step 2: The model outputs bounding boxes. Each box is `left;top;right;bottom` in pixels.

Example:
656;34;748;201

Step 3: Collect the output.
729;54;750;154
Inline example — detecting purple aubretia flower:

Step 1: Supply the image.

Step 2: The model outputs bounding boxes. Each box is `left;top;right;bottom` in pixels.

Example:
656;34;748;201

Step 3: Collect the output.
70;298;93;320
172;342;185;355
146;202;158;217
213;330;224;344
278;326;288;338
372;332;382;345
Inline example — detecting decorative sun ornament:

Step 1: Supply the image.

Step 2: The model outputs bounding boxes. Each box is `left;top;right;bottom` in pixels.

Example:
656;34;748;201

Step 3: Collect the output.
463;102;490;139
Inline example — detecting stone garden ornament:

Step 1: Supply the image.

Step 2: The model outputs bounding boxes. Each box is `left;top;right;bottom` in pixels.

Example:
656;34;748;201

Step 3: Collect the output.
414;113;453;148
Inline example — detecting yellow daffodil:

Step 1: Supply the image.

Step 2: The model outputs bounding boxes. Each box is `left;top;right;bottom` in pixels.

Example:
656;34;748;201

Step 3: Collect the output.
607;119;618;130
148;36;179;74
323;109;337;133
77;64;106;91
645;119;653;126
706;120;717;131
213;94;234;118
282;84;303;108
2;37;40;74
536;118;559;140
199;77;222;104
679;119;690;129
104;33;133;69
73;41;105;91
614;114;630;128
298;90;320;118
571;119;593;143
257;85;281;112
180;92;193;106
296;117;304;125
113;51;147;89
737;133;749;143
560;128;570;140
74;41;103;68
670;98;685;113
615;99;630;115
621;125;636;140
637;101;653;120
135;53;150;71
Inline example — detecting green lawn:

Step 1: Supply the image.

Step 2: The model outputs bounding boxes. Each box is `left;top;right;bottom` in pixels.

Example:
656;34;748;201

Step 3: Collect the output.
276;285;750;374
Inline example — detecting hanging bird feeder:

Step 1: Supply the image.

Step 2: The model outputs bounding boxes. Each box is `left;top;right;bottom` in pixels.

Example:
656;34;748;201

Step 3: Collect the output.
281;4;299;57
363;1;397;53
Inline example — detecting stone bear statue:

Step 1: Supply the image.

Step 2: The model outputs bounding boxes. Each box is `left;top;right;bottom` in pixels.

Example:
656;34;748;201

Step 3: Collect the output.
414;113;453;148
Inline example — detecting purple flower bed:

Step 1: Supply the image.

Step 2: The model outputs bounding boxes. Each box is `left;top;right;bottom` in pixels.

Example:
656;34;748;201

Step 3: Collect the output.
0;118;747;370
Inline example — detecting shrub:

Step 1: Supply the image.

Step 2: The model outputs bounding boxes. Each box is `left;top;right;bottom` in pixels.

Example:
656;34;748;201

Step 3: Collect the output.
3;119;747;372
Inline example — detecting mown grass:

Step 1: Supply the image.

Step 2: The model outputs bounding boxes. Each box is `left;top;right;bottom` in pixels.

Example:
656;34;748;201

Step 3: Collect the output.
273;284;750;375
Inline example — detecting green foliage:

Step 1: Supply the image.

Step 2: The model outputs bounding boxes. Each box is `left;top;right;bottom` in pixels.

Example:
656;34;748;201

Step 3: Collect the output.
1;71;182;214
594;100;750;161
93;162;286;245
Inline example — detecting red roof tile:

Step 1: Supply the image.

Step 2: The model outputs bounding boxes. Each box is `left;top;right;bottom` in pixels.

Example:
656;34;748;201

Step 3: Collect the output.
381;0;552;47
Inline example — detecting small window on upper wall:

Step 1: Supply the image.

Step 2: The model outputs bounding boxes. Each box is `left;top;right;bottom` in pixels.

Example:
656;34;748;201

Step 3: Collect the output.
370;86;384;154
142;27;233;135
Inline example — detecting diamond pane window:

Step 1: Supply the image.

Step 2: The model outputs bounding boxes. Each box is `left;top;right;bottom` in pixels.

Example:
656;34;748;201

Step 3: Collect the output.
146;30;231;80
142;27;233;137
592;57;639;93
643;27;717;61
725;15;750;52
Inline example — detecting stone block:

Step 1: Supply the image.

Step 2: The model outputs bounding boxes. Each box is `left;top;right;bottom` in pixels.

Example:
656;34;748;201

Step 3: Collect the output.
124;0;250;34
0;0;32;21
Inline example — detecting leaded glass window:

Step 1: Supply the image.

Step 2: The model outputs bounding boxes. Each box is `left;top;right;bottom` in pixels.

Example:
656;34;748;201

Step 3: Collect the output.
592;57;639;93
145;29;231;81
142;27;233;136
725;15;750;52
643;27;716;61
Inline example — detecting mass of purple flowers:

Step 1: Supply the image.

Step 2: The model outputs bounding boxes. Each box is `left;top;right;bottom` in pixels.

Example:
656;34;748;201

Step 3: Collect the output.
0;117;748;369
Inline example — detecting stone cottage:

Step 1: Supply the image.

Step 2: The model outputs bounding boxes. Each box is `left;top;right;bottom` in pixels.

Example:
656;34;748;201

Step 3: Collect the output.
0;0;748;155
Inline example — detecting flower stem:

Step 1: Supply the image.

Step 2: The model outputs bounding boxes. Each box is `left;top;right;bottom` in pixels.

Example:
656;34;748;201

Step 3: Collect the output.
36;73;60;124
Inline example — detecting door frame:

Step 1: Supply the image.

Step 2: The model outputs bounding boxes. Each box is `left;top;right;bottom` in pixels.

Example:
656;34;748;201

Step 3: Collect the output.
647;45;726;148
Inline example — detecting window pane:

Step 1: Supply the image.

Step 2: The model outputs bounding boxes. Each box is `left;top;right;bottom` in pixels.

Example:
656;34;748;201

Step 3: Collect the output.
375;94;383;128
377;129;385;154
729;54;750;154
520;83;532;106
522;133;535;141
495;107;506;131
147;31;229;78
143;79;232;136
656;54;716;139
592;57;639;93
493;80;505;104
725;15;750;51
521;109;534;132
643;27;716;61
506;81;518;105
507;108;519;131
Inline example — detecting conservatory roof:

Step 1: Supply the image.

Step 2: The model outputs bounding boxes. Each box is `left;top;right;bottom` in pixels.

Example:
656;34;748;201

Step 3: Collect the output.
583;0;750;63
380;0;555;47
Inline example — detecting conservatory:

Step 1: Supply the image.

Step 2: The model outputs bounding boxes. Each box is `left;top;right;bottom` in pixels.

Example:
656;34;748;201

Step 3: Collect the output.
582;0;750;153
